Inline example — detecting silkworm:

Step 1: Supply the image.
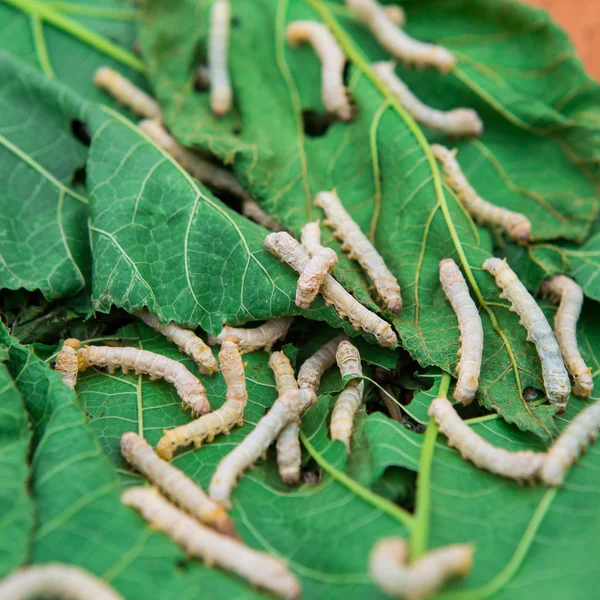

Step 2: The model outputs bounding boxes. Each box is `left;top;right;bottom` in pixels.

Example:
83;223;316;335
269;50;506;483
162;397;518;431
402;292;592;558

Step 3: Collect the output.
211;317;294;353
122;487;300;599
429;396;543;480
296;247;338;310
54;338;81;390
287;21;352;121
483;258;571;411
335;340;362;380
373;62;483;137
121;431;235;535
439;259;483;405
265;232;397;347
370;538;474;600
209;388;317;508
138;309;217;375
94;67;161;119
383;4;405;26
242;199;285;232
315;191;402;313
297;334;348;390
208;0;232;116
346;0;455;73
0;564;123;600
432;145;531;243
156;338;247;460
301;221;323;257
78;345;210;416
540;399;600;486
541;275;593;398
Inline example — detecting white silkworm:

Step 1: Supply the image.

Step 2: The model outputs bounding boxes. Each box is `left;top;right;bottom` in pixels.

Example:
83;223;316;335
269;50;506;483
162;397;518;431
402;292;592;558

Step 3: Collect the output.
296;247;338;310
122;487;300;599
373;62;483;137
335;340;362;380
346;0;455;73
121;431;235;536
78;345;210;416
315;191;402;314
0;564;123;600
208;0;232;116
370;538;474;600
439;259;483;405
156;338;247;460
242;199;285;232
94;67;161;119
540;399;600;486
209;388;317;508
286;21;352;121
270;350;298;395
265;233;397;346
432;145;532;243
483;258;571;412
138;309;218;375
54;338;81;390
301;221;323;257
211;317;293;353
429;396;543;480
541;275;593;398
297;334;348;390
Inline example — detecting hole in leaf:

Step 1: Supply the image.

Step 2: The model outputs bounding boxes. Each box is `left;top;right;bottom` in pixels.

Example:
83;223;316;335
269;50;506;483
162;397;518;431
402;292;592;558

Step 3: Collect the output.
302;109;336;138
70;119;91;146
194;63;210;92
302;469;321;485
71;165;87;189
523;386;543;402
231;15;241;27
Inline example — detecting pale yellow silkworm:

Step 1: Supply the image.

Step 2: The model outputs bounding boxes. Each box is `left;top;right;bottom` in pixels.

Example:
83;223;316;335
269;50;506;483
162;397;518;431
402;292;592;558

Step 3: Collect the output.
156;338;247;460
296;247;338;310
369;538;474;600
78;345;210;416
541;275;593;398
121;431;235;536
346;0;455;73
208;0;232;116
209;388;317;508
265;233;397;347
439;259;483;405
94;67;161;119
432;145;532;243
373;62;483;137
297;334;348;390
301;221;323;257
0;564;123;600
54;338;81;390
483;258;571;412
138;309;217;376
211;317;294;353
335;340;362;380
315;191;402;314
122;487;300;599
383;4;405;26
540;399;600;486
429;396;543;480
242;199;285;232
286;21;352;121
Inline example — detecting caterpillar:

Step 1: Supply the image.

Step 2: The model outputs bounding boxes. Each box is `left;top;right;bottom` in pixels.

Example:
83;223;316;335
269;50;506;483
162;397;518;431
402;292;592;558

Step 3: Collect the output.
0;564;123;600
94;67;161;120
541;275;593;398
122;487;300;599
121;431;235;536
369;538;474;600
296;247;338;310
297;334;348;390
439;259;483;405
138;309;218;375
432;145;532;243
383;4;405;26
429;396;543;481
211;317;294;353
265;232;398;347
540;398;600;486
286;21;352;121
315;191;402;314
346;0;455;73
78;345;210;416
483;258;571;412
301;221;323;257
373;62;483;137
208;0;232;116
54;338;81;390
335;340;362;380
242;199;285;232
156;337;247;460
209;388;317;508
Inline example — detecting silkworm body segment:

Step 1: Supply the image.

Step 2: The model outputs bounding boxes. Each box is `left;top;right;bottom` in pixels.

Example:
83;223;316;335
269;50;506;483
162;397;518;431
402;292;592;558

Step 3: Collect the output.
55;338;81;390
296;247;338;309
297;334;348;390
301;221;323;257
212;317;294;353
208;0;232;116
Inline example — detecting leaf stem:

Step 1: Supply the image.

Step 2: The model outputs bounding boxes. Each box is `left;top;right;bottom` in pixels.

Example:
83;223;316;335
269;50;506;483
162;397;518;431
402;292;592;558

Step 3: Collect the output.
31;14;55;78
